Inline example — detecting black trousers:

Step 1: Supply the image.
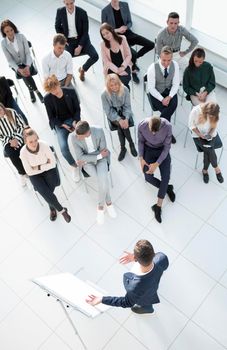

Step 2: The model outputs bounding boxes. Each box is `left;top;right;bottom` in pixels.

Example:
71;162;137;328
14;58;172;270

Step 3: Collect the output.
193;137;218;170
66;38;99;71
143;145;171;199
15;64;38;92
111;120;133;148
149;93;178;122
108;66;131;90
29;168;63;211
124;30;154;69
4;143;26;175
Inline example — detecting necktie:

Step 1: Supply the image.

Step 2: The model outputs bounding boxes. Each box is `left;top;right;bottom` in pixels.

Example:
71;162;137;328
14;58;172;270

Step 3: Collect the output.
164;68;168;78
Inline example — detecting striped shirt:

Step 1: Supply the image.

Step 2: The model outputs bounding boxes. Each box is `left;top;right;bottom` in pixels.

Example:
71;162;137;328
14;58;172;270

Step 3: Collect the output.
0;109;24;148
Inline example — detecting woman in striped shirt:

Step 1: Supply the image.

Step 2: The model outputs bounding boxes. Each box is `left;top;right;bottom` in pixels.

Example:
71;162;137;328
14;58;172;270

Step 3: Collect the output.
0;102;27;186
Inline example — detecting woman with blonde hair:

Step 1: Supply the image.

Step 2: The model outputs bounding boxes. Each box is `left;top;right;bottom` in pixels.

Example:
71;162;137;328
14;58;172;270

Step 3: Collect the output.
189;101;224;183
20;128;71;222
0;102;27;185
101;73;137;161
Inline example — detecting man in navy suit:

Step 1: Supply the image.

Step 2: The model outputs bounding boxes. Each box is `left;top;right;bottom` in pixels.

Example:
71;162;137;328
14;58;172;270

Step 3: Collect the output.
86;239;169;314
55;0;99;81
101;0;154;83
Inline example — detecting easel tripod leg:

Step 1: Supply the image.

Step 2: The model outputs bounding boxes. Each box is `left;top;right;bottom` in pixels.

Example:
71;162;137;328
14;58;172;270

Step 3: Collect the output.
58;300;87;350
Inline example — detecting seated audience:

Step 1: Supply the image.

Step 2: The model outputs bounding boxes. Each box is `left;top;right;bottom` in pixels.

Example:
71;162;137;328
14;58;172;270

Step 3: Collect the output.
71;120;116;225
43;75;80;182
147;46;179;143
100;23;132;90
1;19;43;103
0;75;28;124
101;0;154;83
42;34;73;88
55;0;99;81
183;48;216;105
138;116;175;223
20;128;71;222
86;239;169;314
156;11;198;79
189;102;224;184
0;103;26;186
101;73;137;161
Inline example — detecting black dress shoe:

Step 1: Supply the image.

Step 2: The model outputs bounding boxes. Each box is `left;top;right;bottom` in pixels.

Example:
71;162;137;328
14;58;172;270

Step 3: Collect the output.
202;171;209;183
171;135;176;144
151;204;162;223
131;304;155;314
129;142;138;157
29;90;36;103
118;147;127;161
167;184;176;202
36;91;44;103
50;208;57;221
62;208;71;223
132;72;140;84
216;172;224;183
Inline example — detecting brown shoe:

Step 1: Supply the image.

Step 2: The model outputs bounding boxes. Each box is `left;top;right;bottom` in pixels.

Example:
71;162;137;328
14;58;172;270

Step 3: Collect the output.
62;208;71;223
78;67;85;81
50;208;57;221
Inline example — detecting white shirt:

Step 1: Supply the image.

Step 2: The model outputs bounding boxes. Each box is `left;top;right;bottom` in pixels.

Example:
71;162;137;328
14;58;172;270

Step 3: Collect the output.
188;104;217;138
85;135;102;160
147;59;180;102
67;8;78;38
131;262;153;276
42;50;73;81
7;36;19;53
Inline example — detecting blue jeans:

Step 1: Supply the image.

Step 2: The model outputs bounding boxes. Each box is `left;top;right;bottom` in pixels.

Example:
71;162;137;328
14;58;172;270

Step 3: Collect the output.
11;98;28;125
55;118;75;166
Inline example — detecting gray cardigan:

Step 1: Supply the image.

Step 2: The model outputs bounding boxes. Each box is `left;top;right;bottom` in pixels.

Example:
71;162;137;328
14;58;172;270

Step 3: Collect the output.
1;33;33;71
101;86;133;122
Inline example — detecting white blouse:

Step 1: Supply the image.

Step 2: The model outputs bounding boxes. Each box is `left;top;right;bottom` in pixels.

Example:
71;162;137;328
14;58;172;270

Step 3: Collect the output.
188;104;217;138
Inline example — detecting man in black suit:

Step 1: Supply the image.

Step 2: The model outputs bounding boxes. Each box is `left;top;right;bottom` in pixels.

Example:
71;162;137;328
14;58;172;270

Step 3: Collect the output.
55;0;99;81
86;239;169;314
43;74;81;181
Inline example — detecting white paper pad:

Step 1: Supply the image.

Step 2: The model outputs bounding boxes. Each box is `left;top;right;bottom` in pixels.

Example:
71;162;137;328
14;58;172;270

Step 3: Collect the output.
32;272;110;318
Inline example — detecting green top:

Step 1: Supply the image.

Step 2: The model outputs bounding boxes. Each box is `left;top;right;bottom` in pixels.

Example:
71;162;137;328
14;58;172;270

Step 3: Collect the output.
183;61;215;98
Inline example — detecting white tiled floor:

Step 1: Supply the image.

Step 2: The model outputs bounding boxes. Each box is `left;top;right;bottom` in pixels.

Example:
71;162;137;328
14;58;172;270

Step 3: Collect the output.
0;1;227;349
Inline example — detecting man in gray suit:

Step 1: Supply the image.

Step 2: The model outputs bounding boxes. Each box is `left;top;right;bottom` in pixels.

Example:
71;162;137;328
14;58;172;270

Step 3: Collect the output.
70;121;116;224
101;0;154;83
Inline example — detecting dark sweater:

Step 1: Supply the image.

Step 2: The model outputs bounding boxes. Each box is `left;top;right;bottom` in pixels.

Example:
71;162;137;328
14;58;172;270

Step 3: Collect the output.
183;61;215;97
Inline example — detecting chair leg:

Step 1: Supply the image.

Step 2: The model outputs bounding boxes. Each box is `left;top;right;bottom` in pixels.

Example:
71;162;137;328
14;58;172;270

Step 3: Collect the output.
109;171;114;188
103;110;107;129
60;185;68;200
195;153;199;169
142;81;145;111
109;131;114;150
218;147;224;164
184;128;189;148
173;110;177;125
79;169;89;193
34;190;44;206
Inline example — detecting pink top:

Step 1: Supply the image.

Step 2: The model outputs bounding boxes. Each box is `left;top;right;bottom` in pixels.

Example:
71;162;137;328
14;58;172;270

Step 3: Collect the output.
100;35;132;76
20;140;56;176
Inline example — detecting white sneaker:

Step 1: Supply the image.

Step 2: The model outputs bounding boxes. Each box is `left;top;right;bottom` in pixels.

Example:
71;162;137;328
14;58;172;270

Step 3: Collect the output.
106;204;117;218
20;175;27;187
72;166;80;182
96;208;105;225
